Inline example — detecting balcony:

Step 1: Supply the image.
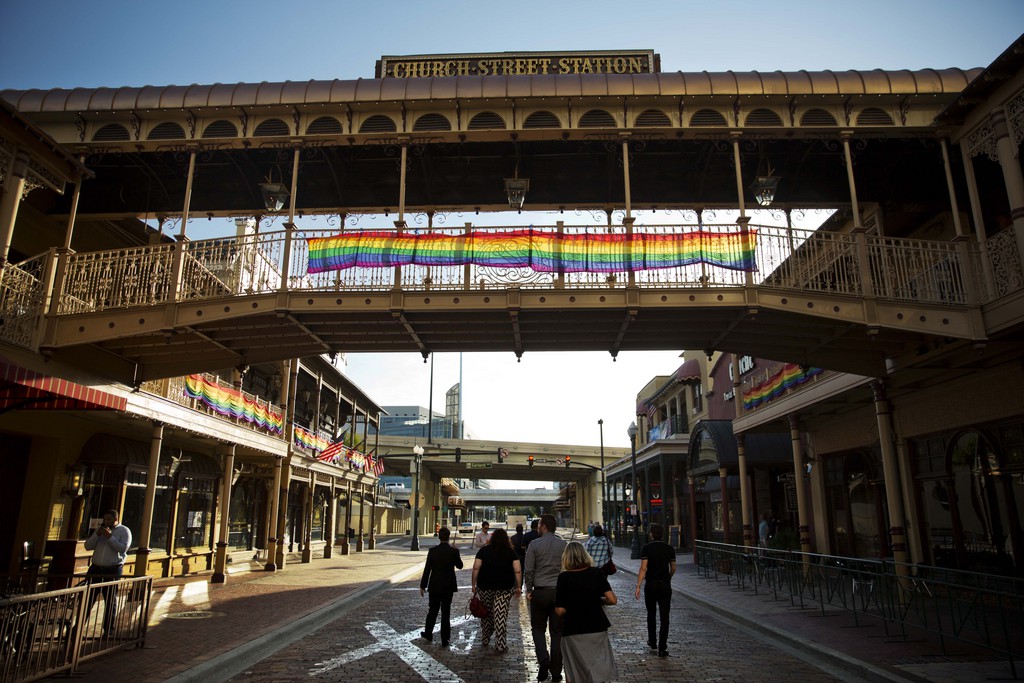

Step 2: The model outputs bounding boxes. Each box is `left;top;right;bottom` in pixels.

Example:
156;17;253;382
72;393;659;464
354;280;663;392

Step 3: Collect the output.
648;414;688;441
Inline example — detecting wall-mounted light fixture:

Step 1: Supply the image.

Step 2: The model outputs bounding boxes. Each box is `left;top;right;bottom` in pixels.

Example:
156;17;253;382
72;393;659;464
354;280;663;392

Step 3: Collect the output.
258;168;290;212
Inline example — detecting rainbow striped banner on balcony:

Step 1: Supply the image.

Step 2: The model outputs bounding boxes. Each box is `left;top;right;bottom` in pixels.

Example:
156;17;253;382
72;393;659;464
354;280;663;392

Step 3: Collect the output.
184;374;284;434
306;228;757;274
742;364;823;410
294;424;330;452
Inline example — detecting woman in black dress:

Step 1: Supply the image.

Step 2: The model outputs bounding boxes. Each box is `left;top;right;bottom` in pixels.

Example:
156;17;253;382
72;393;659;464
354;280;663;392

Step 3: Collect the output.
471;527;522;653
554;541;618;682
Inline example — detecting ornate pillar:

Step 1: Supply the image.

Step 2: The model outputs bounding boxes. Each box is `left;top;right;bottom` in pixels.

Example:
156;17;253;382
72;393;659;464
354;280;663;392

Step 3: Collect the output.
357;481;365;552
134;421;164;577
718;466;731;544
788;415;813;557
302;470;314;563
265;456;282;571
871;381;909;576
212;445;236;583
737;435;753;547
275;463;290;570
324;478;335;559
688;475;698;563
368;482;377;550
0;151;29;272
342;479;353;555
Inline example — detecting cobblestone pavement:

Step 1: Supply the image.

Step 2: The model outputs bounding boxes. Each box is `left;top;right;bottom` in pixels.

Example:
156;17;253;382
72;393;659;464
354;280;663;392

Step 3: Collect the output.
227;548;842;683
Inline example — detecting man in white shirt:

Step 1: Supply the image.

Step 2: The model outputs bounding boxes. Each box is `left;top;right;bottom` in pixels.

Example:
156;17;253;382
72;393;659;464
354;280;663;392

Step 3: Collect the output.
84;509;132;634
472;520;491;549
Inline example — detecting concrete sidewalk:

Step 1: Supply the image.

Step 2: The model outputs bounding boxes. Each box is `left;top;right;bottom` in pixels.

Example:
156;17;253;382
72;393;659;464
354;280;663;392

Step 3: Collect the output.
601;542;1019;683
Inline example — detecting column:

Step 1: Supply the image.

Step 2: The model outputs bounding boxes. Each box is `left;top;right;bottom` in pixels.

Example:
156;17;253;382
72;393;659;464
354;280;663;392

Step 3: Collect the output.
689;475;698;563
788;415;812;557
275;464;290;570
960;143;997;300
719;467;731;544
302;470;314;563
369;483;377;550
324;478;335;559
841;132;875;300
265;458;283;570
990;108;1024;267
357;481;366;552
871;381;909;577
731;132;754;287
168;150;196;301
212;445;236;583
737;435;753;547
134;422;164;577
342;480;353;555
0;151;29;273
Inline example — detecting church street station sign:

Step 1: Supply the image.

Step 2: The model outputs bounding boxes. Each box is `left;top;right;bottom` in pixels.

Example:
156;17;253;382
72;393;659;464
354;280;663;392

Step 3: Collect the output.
376;50;659;78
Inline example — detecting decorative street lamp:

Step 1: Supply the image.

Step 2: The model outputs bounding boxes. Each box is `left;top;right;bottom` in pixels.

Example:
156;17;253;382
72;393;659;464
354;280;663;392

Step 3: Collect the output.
598;419;606;538
628;421;642;559
411;444;424;551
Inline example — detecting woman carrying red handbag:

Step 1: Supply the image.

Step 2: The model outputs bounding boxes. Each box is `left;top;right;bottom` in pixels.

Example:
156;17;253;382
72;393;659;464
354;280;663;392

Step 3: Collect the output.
471;527;522;653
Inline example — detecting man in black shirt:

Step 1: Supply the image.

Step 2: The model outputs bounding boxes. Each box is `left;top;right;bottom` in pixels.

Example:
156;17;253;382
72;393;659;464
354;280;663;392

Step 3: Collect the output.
633;523;676;656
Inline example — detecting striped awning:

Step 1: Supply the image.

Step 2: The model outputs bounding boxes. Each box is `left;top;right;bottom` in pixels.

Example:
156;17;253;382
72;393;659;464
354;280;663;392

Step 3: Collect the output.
0;357;127;412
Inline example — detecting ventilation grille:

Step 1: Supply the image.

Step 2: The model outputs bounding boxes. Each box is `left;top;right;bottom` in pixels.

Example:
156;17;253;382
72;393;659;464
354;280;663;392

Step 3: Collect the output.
202;120;238;138
93;124;130;142
413;113;452;132
307;116;343;135
857;108;894;126
745;108;783;126
800;108;838;126
147;122;185;140
254;119;290;137
359;115;397;133
468;112;506;130
635;109;671;127
523;111;560;129
690;109;727;126
578;109;616;128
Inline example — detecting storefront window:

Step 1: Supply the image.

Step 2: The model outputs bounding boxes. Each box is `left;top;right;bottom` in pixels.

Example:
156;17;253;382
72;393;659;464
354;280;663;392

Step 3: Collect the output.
120;467;174;552
228;478;261;550
78;464;122;539
311;490;329;542
175;476;215;550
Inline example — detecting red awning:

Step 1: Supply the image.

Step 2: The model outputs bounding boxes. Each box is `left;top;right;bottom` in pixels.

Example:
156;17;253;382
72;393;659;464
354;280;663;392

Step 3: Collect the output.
0;357;127;413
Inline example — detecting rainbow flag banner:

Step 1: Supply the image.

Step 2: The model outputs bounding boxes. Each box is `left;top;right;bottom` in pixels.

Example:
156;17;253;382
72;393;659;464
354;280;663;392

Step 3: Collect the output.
742;364;823;410
306;228;757;274
184;374;284;434
294;424;330;453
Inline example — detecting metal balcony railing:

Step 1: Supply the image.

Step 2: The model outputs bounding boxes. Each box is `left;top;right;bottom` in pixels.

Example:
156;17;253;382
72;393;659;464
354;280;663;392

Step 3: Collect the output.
695;540;1022;678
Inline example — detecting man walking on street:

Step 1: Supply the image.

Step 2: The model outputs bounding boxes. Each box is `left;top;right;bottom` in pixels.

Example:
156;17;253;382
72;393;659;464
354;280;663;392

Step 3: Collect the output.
420;527;463;647
473;520;491;549
634;522;676;657
524;514;566;682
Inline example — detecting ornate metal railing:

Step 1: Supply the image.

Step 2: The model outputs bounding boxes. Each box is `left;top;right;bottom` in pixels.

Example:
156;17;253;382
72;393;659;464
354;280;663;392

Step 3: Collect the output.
980;226;1024;299
695;540;1022;678
0;253;47;348
40;224;998;315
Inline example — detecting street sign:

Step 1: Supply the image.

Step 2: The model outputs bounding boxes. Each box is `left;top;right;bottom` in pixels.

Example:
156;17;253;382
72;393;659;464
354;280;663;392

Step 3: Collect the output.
466;462;492;469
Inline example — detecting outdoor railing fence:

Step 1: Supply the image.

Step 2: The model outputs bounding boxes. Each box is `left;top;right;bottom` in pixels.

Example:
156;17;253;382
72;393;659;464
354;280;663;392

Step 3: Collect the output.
694;540;1022;678
0;574;151;683
37;224;1001;315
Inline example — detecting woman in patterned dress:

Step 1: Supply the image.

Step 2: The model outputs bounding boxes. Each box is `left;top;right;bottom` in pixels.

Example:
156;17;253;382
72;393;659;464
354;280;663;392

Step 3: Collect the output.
471;527;522;653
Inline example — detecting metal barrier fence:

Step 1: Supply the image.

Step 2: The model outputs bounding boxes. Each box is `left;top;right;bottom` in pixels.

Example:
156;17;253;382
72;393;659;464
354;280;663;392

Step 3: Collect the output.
694;540;1022;678
1;574;152;683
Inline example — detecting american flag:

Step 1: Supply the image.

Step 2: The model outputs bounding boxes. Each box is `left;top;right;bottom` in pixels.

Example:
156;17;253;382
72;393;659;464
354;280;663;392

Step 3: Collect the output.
317;439;347;464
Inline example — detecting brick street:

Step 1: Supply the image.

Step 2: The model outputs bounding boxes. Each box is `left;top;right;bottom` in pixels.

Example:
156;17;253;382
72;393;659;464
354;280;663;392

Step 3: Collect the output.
228;545;840;683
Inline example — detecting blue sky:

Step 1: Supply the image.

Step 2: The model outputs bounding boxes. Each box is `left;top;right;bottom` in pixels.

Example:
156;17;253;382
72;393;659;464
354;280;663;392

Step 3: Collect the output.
1;1;1021;452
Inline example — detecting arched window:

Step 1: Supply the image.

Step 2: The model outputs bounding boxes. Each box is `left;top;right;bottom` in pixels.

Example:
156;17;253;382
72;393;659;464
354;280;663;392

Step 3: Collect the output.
147;122;186;140
800;108;838;126
359;115;397;133
413;113;452;131
745;108;783;126
578;109;616;128
468;112;506;130
254;118;290;136
856;108;895;126
690;109;727;126
634;109;671;127
92;123;130;141
523;111;560;129
202;120;238;138
306;116;343;135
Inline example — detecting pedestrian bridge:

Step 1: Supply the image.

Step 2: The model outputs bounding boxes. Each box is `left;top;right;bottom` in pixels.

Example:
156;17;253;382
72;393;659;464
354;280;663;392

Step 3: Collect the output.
1;221;995;384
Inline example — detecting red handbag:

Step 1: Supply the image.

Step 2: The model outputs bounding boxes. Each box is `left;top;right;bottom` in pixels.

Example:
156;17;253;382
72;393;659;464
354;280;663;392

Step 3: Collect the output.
469;593;490;618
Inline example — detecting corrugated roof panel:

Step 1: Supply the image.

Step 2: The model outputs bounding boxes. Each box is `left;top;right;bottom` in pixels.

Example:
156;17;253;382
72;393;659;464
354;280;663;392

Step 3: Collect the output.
326;80;357;102
404;78;433;100
256;81;283;106
630;73;660;96
508;74;539;98
430;77;459;99
17;90;51;112
280;81;308;103
231;83;262;107
579;73;608;97
731;72;764;94
457;75;485;99
759;71;792;96
834;71;869;94
377;78;406;102
806;71;841;95
479;76;508;99
111;88;140;110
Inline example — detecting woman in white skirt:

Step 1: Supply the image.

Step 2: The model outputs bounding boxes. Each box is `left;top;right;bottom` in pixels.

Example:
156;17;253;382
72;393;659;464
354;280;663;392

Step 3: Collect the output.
554;541;618;683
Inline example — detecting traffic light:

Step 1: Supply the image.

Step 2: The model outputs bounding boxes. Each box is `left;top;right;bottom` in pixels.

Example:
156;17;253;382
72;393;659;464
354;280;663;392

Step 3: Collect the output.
431;505;439;511
528;455;534;468
455;447;462;463
564;455;571;468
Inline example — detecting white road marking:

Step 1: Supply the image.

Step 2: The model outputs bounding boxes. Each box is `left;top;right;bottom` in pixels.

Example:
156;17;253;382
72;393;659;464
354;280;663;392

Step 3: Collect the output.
308;616;476;681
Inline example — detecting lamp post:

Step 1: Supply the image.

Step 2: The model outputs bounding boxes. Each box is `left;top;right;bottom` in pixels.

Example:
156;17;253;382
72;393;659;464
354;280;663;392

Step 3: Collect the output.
628;421;642;559
411;444;424;551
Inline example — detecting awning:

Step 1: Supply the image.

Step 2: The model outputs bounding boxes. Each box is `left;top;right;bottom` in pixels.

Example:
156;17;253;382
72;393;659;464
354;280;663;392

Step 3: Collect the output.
0;357;127;413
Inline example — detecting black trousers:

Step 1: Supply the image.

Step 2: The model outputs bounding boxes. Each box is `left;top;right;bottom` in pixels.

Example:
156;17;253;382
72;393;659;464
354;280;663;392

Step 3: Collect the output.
424;589;455;643
529;587;563;675
644;579;672;651
86;564;123;633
